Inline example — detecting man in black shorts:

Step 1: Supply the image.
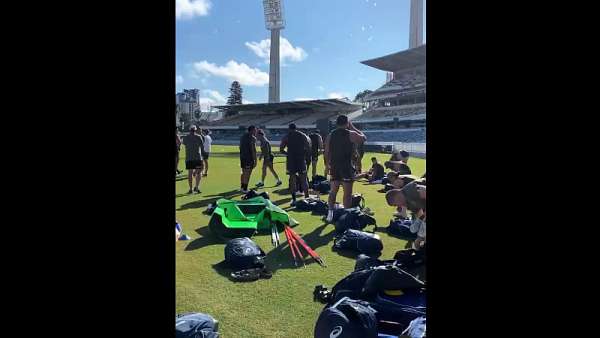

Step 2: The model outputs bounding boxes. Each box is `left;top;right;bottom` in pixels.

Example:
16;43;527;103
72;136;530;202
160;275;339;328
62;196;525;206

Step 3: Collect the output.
324;115;366;222
280;123;311;205
176;126;182;175
307;130;324;180
182;125;206;194
239;125;258;193
255;129;282;188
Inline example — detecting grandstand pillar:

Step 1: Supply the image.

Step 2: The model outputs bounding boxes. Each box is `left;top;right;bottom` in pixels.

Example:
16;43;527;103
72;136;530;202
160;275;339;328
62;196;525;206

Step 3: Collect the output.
409;0;423;48
268;28;281;103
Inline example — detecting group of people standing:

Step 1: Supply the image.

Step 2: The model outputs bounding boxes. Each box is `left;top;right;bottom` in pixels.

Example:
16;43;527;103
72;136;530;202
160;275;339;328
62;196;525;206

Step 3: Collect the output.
176;125;213;194
238;115;367;223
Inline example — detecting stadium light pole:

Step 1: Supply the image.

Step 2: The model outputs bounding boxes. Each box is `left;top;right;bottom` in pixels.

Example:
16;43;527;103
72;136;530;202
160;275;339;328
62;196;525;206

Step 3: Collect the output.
263;0;285;103
409;0;424;48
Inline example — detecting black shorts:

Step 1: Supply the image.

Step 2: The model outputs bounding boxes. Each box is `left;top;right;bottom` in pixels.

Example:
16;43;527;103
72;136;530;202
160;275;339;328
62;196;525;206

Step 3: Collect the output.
287;156;307;175
240;158;255;170
330;165;355;182
263;154;274;165
185;160;204;170
202;152;210;160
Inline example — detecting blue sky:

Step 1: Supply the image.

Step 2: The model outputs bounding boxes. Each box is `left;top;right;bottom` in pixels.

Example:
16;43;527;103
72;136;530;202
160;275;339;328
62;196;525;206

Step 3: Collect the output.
176;0;425;109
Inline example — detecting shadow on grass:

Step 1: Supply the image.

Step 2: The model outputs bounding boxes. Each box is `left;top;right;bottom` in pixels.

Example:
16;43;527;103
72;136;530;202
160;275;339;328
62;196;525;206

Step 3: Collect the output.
332;249;361;260
272;188;291;196
211;261;233;280
184;226;223;251
204;189;242;198
272;197;292;206
178;197;222;210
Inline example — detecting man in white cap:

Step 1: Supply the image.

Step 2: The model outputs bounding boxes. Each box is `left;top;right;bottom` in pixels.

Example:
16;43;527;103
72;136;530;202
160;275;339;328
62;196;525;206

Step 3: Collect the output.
182;125;206;194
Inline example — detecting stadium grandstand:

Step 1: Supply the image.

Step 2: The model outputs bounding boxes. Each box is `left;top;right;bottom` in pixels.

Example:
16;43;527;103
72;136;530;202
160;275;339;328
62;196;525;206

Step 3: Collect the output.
189;46;425;151
357;44;426;125
195;98;362;141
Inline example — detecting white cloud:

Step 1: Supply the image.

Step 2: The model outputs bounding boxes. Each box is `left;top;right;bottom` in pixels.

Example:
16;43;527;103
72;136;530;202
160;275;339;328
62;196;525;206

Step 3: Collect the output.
328;92;349;99
368;36;373;42
176;75;184;84
294;97;315;101
361;26;366;32
245;37;307;64
193;60;269;86
176;0;211;20
202;89;226;103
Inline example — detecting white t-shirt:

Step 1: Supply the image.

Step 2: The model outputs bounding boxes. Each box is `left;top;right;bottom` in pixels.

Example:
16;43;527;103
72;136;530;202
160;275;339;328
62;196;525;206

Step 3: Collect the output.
203;135;212;153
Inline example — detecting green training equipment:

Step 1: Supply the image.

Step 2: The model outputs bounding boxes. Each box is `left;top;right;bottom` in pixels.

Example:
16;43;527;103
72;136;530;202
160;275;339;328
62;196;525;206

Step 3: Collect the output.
208;196;298;239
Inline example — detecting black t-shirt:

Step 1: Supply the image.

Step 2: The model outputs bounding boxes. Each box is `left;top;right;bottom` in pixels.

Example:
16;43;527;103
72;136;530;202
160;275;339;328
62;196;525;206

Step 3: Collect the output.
329;128;353;169
286;130;310;159
239;132;256;161
309;133;321;155
371;163;385;180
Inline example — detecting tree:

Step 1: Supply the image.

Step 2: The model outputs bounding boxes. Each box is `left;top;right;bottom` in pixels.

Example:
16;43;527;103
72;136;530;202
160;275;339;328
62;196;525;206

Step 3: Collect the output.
227;81;243;105
354;89;373;103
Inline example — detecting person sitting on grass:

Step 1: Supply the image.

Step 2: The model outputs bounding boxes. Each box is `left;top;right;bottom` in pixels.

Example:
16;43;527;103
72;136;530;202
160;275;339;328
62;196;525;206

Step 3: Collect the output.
255;129;282;188
355;157;386;183
384;150;411;174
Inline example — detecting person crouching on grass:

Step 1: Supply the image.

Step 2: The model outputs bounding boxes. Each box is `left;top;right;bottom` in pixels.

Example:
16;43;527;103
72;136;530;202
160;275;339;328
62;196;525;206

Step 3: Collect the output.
385;183;427;250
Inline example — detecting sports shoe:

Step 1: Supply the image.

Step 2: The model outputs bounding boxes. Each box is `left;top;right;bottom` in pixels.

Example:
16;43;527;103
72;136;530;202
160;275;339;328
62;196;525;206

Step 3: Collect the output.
240;189;249;193
325;209;334;223
255;182;264;187
193;187;201;194
187;189;193;194
275;180;282;186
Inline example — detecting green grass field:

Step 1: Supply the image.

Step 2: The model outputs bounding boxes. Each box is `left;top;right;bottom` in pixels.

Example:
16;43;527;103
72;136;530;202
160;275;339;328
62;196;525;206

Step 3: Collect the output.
176;145;425;337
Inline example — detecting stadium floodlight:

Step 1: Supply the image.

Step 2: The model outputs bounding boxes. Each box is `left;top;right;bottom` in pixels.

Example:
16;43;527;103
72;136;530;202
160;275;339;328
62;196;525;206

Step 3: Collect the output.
263;0;285;103
263;0;285;30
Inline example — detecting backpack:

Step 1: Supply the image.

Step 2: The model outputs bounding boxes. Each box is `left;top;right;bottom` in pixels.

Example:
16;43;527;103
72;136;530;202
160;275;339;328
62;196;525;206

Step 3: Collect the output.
314;297;378;338
350;194;365;209
176;312;220;338
315;180;331;194
241;190;270;200
293;199;313;211
387;219;418;240
293;197;329;215
334;208;376;234
312;175;328;186
328;264;425;305
224;237;266;270
333;229;383;256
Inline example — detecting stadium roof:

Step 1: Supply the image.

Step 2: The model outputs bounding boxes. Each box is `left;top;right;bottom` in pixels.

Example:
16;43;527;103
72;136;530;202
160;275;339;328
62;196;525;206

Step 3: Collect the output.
361;44;426;72
214;98;362;113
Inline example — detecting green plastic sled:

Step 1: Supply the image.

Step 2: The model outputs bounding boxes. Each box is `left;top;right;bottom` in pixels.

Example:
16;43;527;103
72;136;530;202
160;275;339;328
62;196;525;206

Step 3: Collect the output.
208;196;299;238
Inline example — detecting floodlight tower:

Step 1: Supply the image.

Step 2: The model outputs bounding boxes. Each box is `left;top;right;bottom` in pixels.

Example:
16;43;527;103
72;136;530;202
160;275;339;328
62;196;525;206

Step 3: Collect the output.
263;0;285;103
409;0;424;48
